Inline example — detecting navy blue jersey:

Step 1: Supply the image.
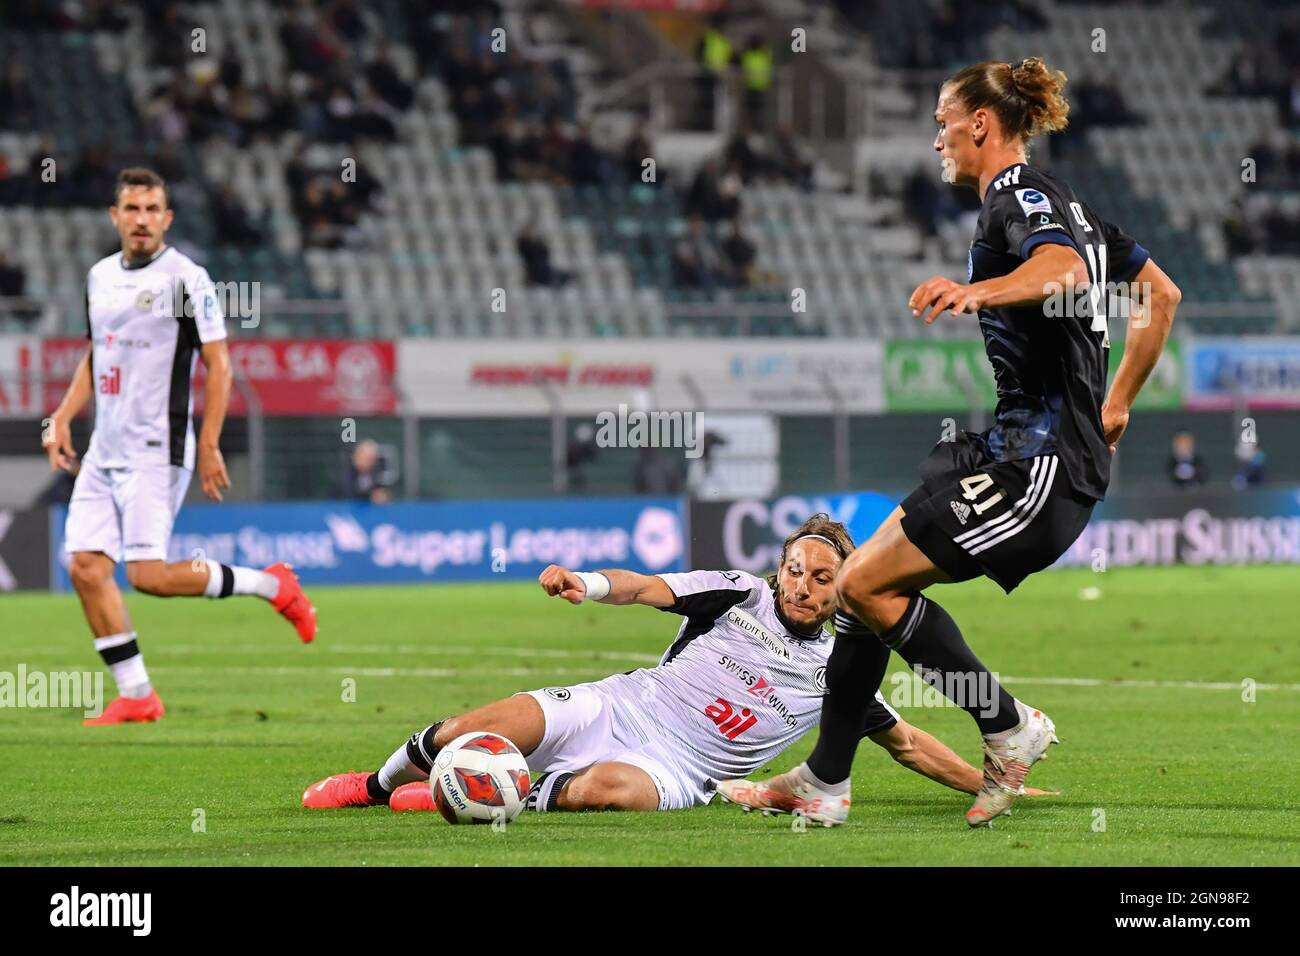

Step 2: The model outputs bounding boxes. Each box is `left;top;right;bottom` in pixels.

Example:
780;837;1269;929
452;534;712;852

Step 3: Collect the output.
969;162;1150;501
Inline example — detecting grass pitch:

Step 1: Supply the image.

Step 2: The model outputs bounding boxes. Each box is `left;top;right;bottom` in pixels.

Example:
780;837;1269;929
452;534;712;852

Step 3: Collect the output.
2;566;1297;866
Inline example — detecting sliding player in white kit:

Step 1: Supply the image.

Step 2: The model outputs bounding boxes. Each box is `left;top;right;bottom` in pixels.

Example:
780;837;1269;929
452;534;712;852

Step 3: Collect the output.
303;516;1057;814
43;168;318;727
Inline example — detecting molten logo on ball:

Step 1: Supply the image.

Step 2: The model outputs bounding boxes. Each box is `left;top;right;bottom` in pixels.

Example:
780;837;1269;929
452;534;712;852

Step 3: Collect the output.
431;732;531;825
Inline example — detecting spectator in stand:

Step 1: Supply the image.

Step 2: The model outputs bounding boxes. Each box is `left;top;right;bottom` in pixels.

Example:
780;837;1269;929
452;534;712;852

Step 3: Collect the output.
724;126;761;183
738;36;773;131
0;152;25;205
211;182;263;246
0;252;26;298
301;180;344;249
673;214;729;289
1168;432;1207;490
721;219;757;287
695;17;733;131
1232;438;1266;491
518;221;570;287
633;446;683;495
769;125;813;189
1222;199;1258;257
566;424;598;492
0;63;36;129
0;252;40;325
686;159;741;222
337;439;394;504
366;44;414;111
569;122;608;186
623;120;653;184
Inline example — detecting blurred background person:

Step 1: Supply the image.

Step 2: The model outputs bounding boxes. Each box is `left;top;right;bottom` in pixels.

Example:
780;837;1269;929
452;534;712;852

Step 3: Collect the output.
1167;432;1207;490
337;439;394;504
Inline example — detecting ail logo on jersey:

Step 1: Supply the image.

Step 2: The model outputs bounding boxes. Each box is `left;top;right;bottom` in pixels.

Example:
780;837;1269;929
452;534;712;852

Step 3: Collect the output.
724;608;790;660
1015;188;1052;218
98;367;121;395
704;697;758;740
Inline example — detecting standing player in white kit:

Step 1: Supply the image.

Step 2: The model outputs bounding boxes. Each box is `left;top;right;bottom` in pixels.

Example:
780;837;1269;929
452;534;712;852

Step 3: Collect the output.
43;168;318;727
303;515;1056;814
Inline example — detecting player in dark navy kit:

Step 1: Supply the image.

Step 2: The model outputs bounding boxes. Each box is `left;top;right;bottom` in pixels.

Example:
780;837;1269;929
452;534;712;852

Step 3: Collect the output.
725;58;1182;827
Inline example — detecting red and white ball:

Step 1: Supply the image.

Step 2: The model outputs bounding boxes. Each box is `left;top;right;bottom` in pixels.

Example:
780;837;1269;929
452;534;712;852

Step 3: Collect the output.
431;732;531;825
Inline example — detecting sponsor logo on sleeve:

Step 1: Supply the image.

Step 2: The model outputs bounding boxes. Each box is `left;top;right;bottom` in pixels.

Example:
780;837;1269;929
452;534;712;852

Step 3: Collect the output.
1015;188;1052;218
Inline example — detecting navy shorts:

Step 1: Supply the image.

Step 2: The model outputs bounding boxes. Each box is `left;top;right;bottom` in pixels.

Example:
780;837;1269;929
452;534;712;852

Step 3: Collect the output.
899;433;1095;593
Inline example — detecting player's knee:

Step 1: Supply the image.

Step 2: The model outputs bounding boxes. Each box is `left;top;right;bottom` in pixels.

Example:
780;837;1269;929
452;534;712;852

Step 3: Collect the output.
433;715;467;748
563;773;631;811
69;554;112;593
835;563;886;621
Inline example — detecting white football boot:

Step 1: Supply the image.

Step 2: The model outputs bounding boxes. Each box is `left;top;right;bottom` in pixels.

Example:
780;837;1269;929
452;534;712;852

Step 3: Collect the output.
717;765;851;827
966;700;1059;827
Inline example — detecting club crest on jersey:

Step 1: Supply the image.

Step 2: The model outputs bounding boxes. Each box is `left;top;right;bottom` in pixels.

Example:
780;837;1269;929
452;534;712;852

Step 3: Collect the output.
724;608;790;660
1015;188;1052;218
814;666;827;693
134;289;157;312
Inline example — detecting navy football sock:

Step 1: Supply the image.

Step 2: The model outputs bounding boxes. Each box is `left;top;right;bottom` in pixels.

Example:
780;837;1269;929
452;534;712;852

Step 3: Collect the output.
884;594;1019;735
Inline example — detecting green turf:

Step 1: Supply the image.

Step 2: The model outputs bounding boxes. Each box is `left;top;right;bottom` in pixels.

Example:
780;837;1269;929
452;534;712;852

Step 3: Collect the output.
2;566;1298;866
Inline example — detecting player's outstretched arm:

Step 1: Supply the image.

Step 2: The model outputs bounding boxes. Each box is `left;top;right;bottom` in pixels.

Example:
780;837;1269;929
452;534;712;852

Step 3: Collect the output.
1101;257;1181;453
197;340;233;500
538;564;675;608
868;720;1060;797
43;346;93;471
909;244;1087;323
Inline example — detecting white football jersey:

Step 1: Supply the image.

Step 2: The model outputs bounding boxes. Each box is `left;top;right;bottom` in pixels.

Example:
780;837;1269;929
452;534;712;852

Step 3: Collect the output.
619;569;895;780
83;246;227;470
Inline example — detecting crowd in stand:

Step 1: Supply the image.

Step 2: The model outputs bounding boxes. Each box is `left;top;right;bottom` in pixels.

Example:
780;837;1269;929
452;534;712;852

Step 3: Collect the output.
1210;8;1300;131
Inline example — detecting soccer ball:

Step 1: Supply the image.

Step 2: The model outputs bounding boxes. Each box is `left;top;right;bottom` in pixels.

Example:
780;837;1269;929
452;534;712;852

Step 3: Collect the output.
431;732;531;825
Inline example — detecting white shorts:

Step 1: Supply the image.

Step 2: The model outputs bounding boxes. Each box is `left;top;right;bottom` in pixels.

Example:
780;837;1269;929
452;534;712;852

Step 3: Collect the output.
522;673;717;811
65;462;192;563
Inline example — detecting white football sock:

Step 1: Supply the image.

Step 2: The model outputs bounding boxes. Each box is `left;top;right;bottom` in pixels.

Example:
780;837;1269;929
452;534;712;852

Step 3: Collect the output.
94;632;151;699
798;761;850;796
377;743;429;792
204;560;281;600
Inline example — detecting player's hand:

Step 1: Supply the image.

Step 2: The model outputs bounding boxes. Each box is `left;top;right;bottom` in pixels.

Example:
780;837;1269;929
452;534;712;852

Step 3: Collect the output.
909;276;984;324
1100;401;1129;455
538;564;586;605
42;415;77;472
198;443;231;501
1022;787;1063;797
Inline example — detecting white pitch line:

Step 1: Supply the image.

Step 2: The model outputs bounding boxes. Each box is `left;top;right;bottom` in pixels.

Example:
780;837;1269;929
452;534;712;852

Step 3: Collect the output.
137;664;1300;693
148;666;610;679
16;644;1299;692
144;643;662;663
1000;675;1300;692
